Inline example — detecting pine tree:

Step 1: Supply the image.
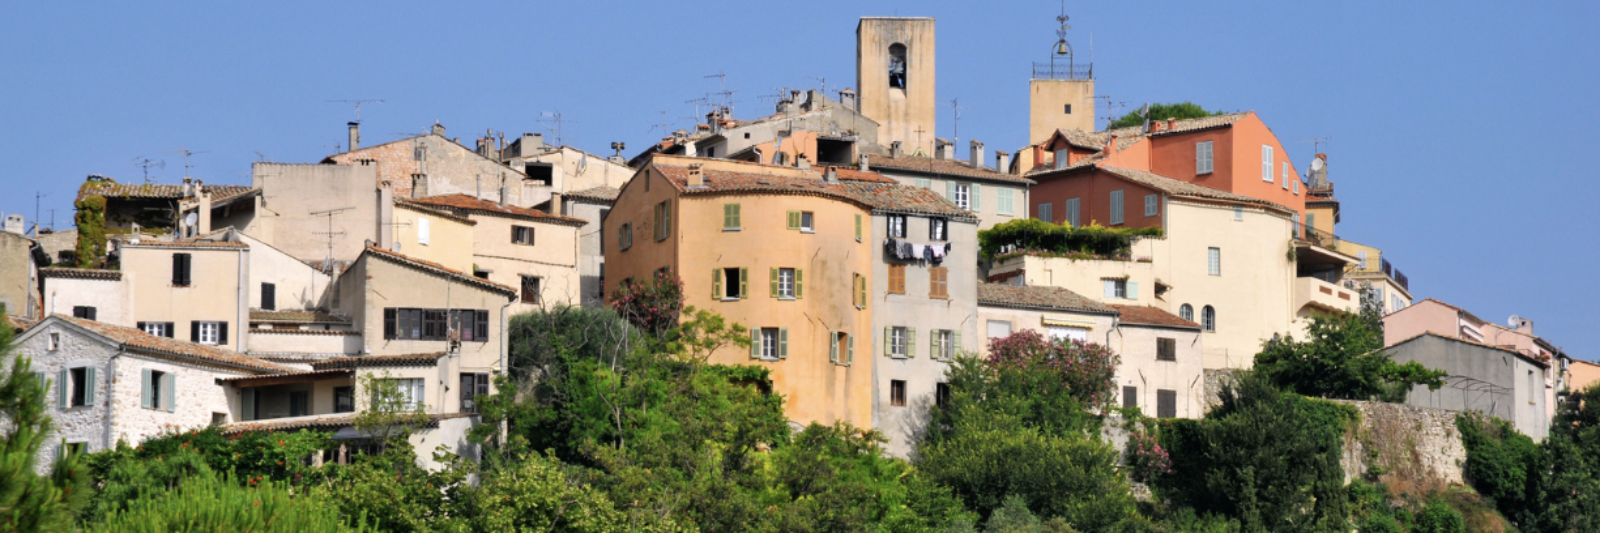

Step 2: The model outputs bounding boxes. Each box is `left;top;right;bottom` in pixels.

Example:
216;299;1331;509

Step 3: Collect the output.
0;326;90;531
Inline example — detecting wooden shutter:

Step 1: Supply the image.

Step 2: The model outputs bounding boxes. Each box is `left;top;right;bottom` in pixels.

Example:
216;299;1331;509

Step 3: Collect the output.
384;309;397;339
1110;190;1124;224
218;323;229;347
794;269;803;299
653;203;663;238
857;275;867;308
83;367;96;404
953;331;962;355
1158;338;1176;361
1127;281;1139;300
713;269;723;299
242;389;256;421
750;328;761;359
190;321;200;342
778;328;788;359
475;311;488;340
1157;390;1176;418
1104;280;1116;299
971;183;981;211
786;211;800;230
1123;386;1138;409
846;334;854;365
884;327;892;357
854;214;862;241
739;268;748;298
172;253;190;286
141;369;154;409
907;327;917;357
162;372;176;412
731;203;740;227
830;333;839;363
769;268;779;298
57;369;69;408
945;181;956;201
929;330;941;360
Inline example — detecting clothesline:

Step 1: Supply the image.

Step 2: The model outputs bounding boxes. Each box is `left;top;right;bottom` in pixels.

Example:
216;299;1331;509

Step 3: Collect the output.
883;237;952;264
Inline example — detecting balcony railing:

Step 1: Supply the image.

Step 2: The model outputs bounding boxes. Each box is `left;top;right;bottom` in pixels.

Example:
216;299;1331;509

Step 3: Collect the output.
1293;223;1340;249
1307;183;1335;198
1032;62;1092;80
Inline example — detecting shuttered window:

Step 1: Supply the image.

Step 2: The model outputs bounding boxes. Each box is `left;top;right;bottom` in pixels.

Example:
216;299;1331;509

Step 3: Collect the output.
72;306;96;320
1262;145;1274;182
1157;389;1177;418
654;201;671;241
929;266;949;299
1144;194;1158;217
1123;386;1138;409
171;253;192;286
1037;202;1052;223
1196;141;1213;174
723;203;741;230
997;188;1014;215
1054;148;1070;170
1157;338;1177;361
888;264;906;295
1109;190;1124;225
1282;162;1290;189
142;369;175;412
1066;198;1080;227
260;283;276;311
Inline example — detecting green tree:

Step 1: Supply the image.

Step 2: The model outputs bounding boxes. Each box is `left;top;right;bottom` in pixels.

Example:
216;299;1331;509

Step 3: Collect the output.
74;194;108;268
354;370;433;455
767;423;972;532
0;326;90;532
1106;102;1223;130
1413;498;1465;533
1253;311;1445;402
87;471;372;532
463;450;690;532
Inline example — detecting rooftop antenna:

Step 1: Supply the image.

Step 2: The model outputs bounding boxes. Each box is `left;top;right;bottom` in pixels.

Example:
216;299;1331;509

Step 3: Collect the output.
1092;96;1129;129
1301;136;1333;155
167;147;210;178
811;76;827;96
131;156;165;184
32;192;47;237
324;143;342;154
705;72;736;112
252;151;267;162
310;206;355;272
538;111;576;147
328;99;385;123
948;98;969;146
648;110;673;136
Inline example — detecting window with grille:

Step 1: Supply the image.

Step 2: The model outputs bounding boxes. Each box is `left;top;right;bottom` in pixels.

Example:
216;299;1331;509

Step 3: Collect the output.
760;328;780;360
1157;338;1177;361
1207;248;1221;276
953;184;971;210
890;327;908;357
1123;386;1138;409
778;268;796;298
1157;389;1176;418
1178;305;1194;322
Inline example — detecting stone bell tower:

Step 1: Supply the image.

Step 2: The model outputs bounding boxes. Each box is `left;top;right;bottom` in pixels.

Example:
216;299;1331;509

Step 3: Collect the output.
857;17;937;156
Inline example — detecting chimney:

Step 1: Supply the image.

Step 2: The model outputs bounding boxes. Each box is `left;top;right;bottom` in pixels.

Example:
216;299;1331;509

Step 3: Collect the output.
1167;117;1177;131
476;138;491;157
520;133;545;156
995;150;1012;174
1033;144;1045;170
969;140;985;169
182;176;194;197
823;166;839;183
687;163;704;187
859;153;871;172
796;154;811;171
549;192;564;216
936;139;954;160
348;122;360;151
839;87;858;111
431;122;446;136
1104;135;1117;156
890;141;902;159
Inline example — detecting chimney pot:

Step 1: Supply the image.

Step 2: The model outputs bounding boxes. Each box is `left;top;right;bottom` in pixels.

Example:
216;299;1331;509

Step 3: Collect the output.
996;150;1012;174
1167;117;1177;131
969;140;986;170
549;192;564;216
431;122;446;136
860;153;871;172
1104;135;1117;156
890;142;902;159
687;164;704;187
348;122;360;151
823;166;838;183
797;154;811;171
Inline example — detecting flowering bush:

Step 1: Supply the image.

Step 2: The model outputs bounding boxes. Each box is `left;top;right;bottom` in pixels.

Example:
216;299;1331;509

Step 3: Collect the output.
1125;429;1172;483
987;329;1120;410
606;270;683;338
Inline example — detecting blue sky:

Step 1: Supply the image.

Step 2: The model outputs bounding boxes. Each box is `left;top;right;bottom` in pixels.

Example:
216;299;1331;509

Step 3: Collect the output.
3;1;1596;358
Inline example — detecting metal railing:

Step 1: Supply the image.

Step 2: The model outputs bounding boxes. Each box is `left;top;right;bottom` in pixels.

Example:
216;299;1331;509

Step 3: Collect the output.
1307;183;1335;198
1032;62;1092;80
1293;223;1340;249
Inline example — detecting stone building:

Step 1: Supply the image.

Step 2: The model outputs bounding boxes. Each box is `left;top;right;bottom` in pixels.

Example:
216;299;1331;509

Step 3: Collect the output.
324;123;527;205
1386;332;1551;441
402;195;586;311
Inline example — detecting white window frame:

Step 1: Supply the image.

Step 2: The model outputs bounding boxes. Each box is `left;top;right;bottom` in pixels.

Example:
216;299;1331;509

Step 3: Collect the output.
778;268;796;299
418;217;431;245
1262;145;1274;182
800;211;814;233
888;215;907;238
938;329;955;360
1104;279;1127;299
929;218;948;241
1054;148;1070;170
1281;162;1290;189
1207;247;1221;276
986;320;1012;339
954;184;971;211
197;321;221;345
761;328;779;360
1179;304;1194;322
891;326;908;357
142;323;169;337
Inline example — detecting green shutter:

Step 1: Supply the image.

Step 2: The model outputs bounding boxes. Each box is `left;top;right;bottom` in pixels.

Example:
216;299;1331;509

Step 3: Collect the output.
739;268;748;298
854;214;862;241
908;327;917;358
930;330;942;360
141;369;153;409
787;210;800;230
1128;281;1140;300
953;331;962;357
794;269;804;299
713;269;723;299
945;181;956;201
750;328;761;359
242;389;256;421
83;368;96;405
769;268;779;298
830;332;839;363
858;276;867;308
884;327;892;357
732;204;741;227
778;328;788;359
846;335;854;365
662;202;671;237
971;184;982;211
162;373;176;413
57;369;68;408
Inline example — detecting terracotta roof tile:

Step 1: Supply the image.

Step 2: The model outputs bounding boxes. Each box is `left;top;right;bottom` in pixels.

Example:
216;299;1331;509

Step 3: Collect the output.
564;186;621;202
361;246;518;296
217;369;353;383
249;310;351;325
405;194;587;226
221;412;472;435
6;315;39;332
654;163;974;220
976;283;1116;314
54;315;290;373
1091;166;1293;213
310;352;448;370
78;181;256;203
1109;305;1200;329
40;268;122;281
869;155;1035;184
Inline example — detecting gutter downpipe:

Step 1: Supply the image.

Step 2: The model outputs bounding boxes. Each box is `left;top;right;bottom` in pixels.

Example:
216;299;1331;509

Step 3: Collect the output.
104;348;122;450
238;248;249;354
499;291;519;445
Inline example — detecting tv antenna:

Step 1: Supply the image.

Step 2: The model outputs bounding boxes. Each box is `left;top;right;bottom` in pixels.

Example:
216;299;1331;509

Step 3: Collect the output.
324;143;342;154
252;151;267;162
648;110;674;136
32;192;47;237
1092;96;1129;128
538;111;575;147
328;99;385;123
704;72;736;110
310;207;355;271
811;76;827;96
1301;136;1333;154
167;147;210;178
131;157;165;183
948;98;969;146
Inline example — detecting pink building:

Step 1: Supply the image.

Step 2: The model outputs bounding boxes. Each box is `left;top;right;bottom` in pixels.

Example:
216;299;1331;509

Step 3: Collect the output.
1384;298;1572;421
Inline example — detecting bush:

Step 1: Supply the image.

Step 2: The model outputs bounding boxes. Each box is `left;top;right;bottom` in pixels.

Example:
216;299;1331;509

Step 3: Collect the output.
1454;412;1539;517
1253;311;1444;402
86;471;370;532
1413;498;1465;533
978;218;1161;260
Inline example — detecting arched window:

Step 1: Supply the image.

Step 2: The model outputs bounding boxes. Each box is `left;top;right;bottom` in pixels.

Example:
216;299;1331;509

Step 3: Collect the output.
1179;304;1194;322
888;43;907;89
1201;305;1216;332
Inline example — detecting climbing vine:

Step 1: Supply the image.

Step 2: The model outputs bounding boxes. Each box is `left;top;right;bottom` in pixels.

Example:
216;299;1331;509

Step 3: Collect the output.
74;194;107;268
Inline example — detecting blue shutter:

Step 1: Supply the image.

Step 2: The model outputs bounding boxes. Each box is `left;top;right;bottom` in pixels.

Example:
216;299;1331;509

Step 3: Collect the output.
1128;281;1140;300
242;389;256;421
1110;190;1124;224
57;369;68;409
1104;280;1116;299
83;368;96;405
970;183;981;211
162;372;176;413
141;369;153;409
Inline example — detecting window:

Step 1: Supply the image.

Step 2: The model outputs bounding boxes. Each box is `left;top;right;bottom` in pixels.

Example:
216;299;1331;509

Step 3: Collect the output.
382;378;425;409
141;369;174;412
1178;304;1194;322
1306;213;1316;232
929;218;948;241
61;366;94;408
1292;214;1301;237
334;386;355;413
1104;279;1127;299
1123;386;1138;409
1037;202;1052;223
521;276;541;304
997;188;1015;215
171;253;192;286
932;329;958;360
1233;206;1243;221
800;211;814;232
890;380;907;407
887;43;907;88
1048;326;1088;342
460;373;490;413
72;306;96;320
290;391;309;417
1293;178;1300;194
936;382;951;408
261;283;276;311
1054;148;1070;170
929;266;949;299
138;322;175;338
1281;162;1290;190
192;321;226;346
1207;247;1221;276
887;264;906;295
474;269;490;279
1066;197;1081;227
1157;338;1177;361
853;273;867;308
383;308;489;341
1157;389;1176;418
48;332;60;351
1144;194;1158;217
1196;141;1214;174
913;178;931;189
511;225;535;245
723;203;741;230
418;218;431;245
717;267;747;300
1262;145;1274;182
1357;251;1368;270
889;326;910;357
774;268;800;299
829;332;854;365
1109;190;1124;225
952;183;971;210
1064;104;1073;114
887;215;907;238
1201;305;1216;332
756;327;786;360
986;320;1012;339
653;201;671;241
619;223;633;251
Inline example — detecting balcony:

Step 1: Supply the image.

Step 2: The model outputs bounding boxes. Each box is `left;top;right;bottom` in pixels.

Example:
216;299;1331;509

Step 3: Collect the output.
1293;222;1340;249
1348;256;1410;292
1295;276;1360;315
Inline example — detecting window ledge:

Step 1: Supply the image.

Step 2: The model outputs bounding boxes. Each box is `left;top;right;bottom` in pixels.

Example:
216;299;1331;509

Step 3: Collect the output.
778;297;797;301
720;297;741;302
801;229;815;234
723;227;741;232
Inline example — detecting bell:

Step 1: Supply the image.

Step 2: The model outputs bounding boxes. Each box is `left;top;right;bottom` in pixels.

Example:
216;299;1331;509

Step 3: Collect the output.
1056;41;1069;55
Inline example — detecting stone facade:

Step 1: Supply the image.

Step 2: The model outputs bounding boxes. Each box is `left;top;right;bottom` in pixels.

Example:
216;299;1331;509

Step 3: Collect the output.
326;131;526;205
0;231;39;317
1335;400;1467;487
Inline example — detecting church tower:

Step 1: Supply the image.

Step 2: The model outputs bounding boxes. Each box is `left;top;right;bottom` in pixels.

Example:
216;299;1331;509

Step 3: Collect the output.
1029;12;1095;145
857;17;936;156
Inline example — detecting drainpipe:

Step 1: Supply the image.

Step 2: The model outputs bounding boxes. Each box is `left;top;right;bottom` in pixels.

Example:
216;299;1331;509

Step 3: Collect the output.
104;348;122;450
238;248;249;353
499;291;519;445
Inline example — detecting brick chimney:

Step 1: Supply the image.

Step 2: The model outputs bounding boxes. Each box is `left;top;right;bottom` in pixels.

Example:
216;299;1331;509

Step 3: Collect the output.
1167;117;1177;131
348;122;360;151
1104;135;1117;157
431;122;446;136
969;140;985;169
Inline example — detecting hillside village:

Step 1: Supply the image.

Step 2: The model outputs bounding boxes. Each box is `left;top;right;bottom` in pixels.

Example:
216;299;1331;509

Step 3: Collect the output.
2;14;1597;532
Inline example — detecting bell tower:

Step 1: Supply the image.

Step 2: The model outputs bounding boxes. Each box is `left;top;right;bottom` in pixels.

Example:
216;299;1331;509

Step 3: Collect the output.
857;17;936;156
1029;11;1095;145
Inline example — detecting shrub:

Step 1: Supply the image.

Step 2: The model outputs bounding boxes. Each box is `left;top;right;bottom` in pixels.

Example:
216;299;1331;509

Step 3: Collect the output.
1414;498;1465;533
978;218;1161;260
86;472;371;532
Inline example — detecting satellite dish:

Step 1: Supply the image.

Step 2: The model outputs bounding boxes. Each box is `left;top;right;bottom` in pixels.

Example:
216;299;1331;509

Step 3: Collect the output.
393;241;402;252
1309;158;1325;172
183;212;198;227
1508;314;1522;328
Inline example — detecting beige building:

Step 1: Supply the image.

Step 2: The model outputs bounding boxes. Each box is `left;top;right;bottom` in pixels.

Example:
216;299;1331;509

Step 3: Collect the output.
403;195;586;311
1029;78;1095;145
560;186;619;307
1107;305;1205;419
499;134;634;209
1338;239;1412;315
977;283;1118;352
42;268;130;325
0;230;43;317
326;123;528;205
857;17;937;156
390;201;476;274
245;162;388;265
118;239;250;352
869;150;1034;231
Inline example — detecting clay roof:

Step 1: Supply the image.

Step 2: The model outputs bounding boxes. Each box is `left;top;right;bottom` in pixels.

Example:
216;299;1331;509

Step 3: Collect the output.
5;315;39;332
40;268;121;281
976;283;1116;315
1110;305;1201;329
216;369;352;383
119;240;250;250
249;328;359;337
310;352;448;370
221;412;472;435
867;155;1035;184
1388;331;1550;369
565;186;621;202
52;315;290;373
78;181;256;203
1094;166;1295;213
249;309;350;325
359;246;518;297
394;201;476;225
404;194;587;226
653;162;974;220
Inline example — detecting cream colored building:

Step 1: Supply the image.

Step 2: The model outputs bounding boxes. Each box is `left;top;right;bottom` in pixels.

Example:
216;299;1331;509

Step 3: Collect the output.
42;268;131;326
245;162;388;264
403;195;586;312
1029;78;1095;145
500;134;633;209
390;201;476;274
1107;305;1205;419
869;151;1034;231
1338;239;1413;315
118;240;250;352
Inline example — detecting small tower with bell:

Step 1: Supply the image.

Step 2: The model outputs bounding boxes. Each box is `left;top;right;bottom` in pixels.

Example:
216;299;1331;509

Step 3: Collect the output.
1029;10;1095;143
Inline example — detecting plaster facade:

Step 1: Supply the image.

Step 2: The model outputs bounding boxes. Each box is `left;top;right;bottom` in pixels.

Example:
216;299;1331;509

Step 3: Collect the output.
331;248;515;373
230;231;333;312
857;17;937;156
1109;320;1205;420
326;130;526;205
120;242;249;352
1029;78;1095;144
1386;333;1550;441
391;203;475;274
872;159;1032;231
562;196;612;307
246;162;385;264
42;270;131;326
0;231;39;317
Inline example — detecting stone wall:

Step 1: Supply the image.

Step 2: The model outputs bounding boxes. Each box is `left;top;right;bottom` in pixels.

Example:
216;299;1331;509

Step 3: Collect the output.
1201;368;1238;412
1335;400;1467;487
